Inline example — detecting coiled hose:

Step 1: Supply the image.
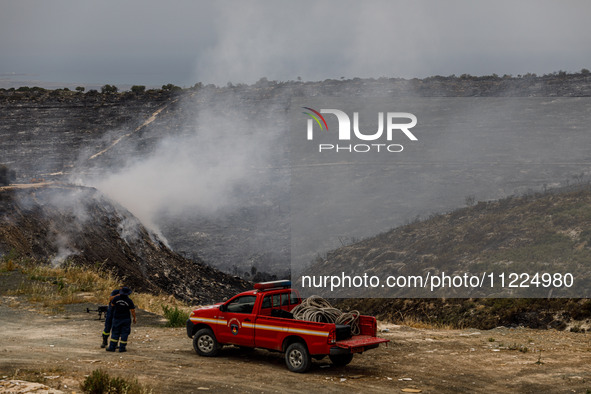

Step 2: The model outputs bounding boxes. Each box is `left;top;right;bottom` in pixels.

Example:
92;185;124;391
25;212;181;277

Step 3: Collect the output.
291;295;361;335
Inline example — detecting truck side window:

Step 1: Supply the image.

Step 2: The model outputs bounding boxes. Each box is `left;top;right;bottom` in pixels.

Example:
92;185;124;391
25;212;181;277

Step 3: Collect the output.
272;294;280;307
226;295;257;314
281;294;289;306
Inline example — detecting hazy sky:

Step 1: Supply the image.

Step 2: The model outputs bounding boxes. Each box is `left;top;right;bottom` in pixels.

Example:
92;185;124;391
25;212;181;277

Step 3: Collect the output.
1;0;590;88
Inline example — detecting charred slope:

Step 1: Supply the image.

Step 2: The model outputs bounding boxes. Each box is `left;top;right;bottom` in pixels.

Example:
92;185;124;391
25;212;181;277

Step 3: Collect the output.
0;184;249;303
303;185;591;298
305;185;591;329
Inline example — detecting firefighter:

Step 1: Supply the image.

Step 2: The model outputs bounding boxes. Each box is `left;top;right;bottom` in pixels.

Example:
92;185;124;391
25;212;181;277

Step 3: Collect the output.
100;286;123;348
106;286;136;352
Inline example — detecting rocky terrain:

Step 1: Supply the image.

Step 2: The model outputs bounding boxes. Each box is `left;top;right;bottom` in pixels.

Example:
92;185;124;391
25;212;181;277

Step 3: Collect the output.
0;183;249;303
1;298;591;393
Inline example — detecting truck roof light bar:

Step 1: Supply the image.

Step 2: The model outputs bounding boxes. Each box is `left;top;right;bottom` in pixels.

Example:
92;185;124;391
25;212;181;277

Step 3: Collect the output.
254;280;292;291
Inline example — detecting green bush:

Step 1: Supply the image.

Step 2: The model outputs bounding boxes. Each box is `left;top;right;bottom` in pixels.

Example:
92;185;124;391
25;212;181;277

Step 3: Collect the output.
162;305;189;327
101;84;118;94
161;83;181;92
82;370;109;393
82;369;150;394
131;85;146;94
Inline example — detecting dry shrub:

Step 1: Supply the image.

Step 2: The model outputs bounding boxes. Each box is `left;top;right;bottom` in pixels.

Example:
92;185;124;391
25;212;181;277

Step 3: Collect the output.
7;256;192;318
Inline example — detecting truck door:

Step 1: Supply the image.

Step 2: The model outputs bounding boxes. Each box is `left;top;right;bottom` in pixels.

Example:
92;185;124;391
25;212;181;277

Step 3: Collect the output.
215;295;256;347
254;293;285;350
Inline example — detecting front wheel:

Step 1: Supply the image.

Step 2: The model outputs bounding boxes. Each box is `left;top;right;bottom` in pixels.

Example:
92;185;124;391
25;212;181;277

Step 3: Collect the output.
193;328;220;357
285;342;311;373
329;353;354;366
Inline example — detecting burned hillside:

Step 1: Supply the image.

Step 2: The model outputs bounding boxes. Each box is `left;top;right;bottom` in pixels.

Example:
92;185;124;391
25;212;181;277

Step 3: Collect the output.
302;184;591;298
1;72;591;279
0;184;249;303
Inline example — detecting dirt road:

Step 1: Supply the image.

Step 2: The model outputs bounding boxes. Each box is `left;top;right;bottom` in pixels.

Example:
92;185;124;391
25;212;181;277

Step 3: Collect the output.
1;296;590;393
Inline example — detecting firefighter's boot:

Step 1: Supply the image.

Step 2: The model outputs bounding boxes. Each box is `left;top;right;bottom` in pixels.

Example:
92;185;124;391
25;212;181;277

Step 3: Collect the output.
100;334;109;348
119;342;127;352
106;339;118;352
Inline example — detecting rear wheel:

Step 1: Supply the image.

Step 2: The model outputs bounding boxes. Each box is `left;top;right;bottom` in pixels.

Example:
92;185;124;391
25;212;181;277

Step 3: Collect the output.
193;328;220;357
329;353;354;366
285;342;311;373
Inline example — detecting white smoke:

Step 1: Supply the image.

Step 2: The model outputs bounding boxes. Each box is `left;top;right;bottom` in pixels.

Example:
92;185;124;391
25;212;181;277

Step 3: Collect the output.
85;94;281;239
50;232;78;268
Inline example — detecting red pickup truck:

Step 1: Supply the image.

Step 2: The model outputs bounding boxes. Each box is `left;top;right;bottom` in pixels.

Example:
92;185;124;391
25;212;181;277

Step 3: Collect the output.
186;280;389;372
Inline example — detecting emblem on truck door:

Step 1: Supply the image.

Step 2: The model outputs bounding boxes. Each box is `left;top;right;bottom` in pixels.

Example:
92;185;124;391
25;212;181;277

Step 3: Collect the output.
228;318;241;335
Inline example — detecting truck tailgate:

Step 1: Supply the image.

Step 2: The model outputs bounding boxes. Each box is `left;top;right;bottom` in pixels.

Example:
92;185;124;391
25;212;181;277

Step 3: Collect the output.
335;335;389;352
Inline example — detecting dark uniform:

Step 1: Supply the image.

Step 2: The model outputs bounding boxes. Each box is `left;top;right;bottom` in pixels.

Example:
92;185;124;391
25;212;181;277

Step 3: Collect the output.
101;288;121;348
106;287;136;352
